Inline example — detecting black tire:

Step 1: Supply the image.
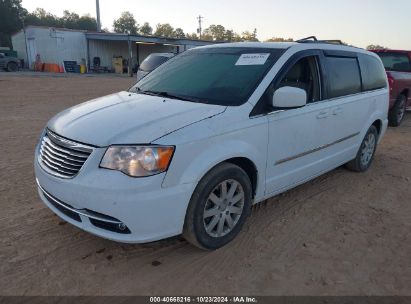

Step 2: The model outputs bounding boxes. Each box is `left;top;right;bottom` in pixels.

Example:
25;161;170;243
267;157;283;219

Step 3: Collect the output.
183;162;252;250
6;61;18;72
388;94;407;127
346;125;378;172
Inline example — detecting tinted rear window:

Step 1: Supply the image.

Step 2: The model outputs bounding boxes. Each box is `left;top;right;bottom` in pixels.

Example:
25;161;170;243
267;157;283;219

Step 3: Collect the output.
376;52;411;72
358;54;387;91
139;55;171;72
326;56;362;98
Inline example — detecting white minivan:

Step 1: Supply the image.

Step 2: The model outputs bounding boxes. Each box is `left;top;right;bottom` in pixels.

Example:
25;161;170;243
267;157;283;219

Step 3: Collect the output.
35;41;389;250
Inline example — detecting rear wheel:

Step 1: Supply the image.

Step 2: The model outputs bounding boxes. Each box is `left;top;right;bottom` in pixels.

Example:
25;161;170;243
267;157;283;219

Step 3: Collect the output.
183;163;252;250
346;125;378;172
389;94;407;127
6;61;18;72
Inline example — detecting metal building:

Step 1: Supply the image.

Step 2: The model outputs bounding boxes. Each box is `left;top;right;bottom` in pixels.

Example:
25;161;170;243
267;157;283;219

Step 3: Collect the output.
12;26;214;73
12;26;87;69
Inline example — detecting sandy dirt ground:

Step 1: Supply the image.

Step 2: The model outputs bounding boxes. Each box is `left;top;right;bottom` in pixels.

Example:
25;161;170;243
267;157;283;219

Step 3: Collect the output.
0;73;410;296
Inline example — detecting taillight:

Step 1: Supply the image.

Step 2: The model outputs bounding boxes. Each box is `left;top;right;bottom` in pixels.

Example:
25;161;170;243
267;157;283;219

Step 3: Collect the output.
387;73;394;91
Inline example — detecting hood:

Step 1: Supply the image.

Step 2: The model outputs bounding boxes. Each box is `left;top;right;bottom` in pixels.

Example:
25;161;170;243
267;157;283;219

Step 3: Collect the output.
47;91;226;146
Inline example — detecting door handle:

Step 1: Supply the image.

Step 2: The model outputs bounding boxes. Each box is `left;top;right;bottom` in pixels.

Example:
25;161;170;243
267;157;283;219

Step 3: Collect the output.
333;107;343;115
316;111;329;119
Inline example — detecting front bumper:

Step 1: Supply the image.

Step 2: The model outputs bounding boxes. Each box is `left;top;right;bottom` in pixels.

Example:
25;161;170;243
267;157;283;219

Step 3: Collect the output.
34;146;195;243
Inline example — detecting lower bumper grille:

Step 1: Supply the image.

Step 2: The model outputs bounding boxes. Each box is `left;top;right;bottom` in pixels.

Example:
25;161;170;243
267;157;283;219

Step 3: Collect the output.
89;218;131;234
38;181;131;234
42;189;81;222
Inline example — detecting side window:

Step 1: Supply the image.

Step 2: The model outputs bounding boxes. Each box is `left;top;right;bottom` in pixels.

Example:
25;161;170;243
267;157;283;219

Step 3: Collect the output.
325;56;361;98
278;56;321;103
376;52;411;72
358;54;387;91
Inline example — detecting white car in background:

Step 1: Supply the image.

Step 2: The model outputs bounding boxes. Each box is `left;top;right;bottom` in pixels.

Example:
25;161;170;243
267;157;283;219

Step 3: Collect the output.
136;53;175;81
35;41;388;250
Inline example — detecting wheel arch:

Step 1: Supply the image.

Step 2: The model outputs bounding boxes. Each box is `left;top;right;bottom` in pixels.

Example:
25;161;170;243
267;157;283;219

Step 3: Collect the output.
162;139;266;201
372;119;383;137
217;157;258;199
400;88;409;99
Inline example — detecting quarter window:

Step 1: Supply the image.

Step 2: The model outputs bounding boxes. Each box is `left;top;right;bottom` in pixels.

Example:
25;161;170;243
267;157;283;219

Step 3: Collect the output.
325;56;361;98
358;54;387;91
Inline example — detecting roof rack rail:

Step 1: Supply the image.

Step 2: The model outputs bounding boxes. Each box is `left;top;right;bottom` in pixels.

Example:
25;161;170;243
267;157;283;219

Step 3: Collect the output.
297;36;318;42
297;36;345;45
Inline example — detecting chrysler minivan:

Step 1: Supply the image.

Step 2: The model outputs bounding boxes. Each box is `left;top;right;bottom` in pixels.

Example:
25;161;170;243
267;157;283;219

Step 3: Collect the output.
35;41;389;250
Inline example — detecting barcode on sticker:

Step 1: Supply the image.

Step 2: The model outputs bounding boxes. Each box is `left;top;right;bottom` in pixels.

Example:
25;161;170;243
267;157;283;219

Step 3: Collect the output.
235;53;270;66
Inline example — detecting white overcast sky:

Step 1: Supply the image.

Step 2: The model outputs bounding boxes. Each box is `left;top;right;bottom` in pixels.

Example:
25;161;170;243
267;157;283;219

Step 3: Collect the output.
21;0;411;49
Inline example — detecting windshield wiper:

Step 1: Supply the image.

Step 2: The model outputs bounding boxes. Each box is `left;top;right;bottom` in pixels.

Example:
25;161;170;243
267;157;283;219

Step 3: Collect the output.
137;89;204;103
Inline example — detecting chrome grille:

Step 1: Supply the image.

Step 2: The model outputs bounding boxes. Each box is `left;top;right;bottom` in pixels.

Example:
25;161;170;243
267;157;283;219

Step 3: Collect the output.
38;130;93;178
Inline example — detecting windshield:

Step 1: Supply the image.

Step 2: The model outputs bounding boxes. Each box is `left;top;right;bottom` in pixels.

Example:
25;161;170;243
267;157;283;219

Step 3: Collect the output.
376;52;411;72
130;47;285;106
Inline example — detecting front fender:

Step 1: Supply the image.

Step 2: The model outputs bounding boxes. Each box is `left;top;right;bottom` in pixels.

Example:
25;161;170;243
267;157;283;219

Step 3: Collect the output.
159;120;268;201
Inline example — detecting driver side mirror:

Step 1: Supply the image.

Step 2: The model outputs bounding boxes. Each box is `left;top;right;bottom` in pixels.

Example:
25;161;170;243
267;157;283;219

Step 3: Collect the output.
272;86;307;109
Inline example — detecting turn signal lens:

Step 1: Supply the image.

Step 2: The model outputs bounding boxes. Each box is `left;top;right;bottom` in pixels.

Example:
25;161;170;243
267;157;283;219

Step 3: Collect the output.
157;147;175;171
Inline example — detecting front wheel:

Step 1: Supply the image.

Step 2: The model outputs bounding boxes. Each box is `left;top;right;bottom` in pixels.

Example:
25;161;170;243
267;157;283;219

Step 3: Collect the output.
389;94;407;127
6;61;18;72
183;163;252;250
346;125;378;172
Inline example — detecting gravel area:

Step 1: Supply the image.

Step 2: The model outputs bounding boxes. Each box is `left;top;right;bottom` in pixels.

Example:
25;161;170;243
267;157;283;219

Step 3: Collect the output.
0;73;410;296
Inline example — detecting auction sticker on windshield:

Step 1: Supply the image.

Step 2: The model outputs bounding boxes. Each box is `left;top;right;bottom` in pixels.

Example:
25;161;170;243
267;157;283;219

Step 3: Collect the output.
235;53;270;65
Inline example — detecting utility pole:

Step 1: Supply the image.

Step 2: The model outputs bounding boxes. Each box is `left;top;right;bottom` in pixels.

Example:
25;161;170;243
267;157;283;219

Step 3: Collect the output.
96;0;101;32
197;15;204;39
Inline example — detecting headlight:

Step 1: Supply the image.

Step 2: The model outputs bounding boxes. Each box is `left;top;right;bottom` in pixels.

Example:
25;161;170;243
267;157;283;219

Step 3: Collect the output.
100;146;175;177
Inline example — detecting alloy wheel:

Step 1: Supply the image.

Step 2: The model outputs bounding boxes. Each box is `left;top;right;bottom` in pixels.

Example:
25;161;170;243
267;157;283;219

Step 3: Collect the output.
397;98;406;123
203;179;245;238
360;133;376;167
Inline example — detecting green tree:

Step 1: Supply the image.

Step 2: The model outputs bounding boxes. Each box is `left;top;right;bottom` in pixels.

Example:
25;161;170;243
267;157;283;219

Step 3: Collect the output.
201;31;214;41
113;11;138;34
186;32;199;40
241;29;258;42
203;24;226;41
139;22;152;35
224;29;242;42
265;37;294;42
154;23;174;37
0;0;27;47
366;44;388;50
173;28;185;38
62;10;80;29
24;8;96;30
76;14;97;31
24;8;61;27
224;29;234;41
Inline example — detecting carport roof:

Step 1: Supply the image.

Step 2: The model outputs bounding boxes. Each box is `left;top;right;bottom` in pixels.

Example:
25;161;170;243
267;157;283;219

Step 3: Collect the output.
85;32;217;47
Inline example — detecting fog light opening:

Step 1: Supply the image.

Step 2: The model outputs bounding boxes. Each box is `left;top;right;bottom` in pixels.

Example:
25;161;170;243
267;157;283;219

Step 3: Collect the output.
118;223;127;231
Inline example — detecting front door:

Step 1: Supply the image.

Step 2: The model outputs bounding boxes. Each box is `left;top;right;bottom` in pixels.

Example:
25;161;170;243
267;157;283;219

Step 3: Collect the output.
265;54;344;195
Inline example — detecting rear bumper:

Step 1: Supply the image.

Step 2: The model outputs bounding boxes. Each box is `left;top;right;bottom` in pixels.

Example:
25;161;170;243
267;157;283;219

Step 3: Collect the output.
34;146;195;243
